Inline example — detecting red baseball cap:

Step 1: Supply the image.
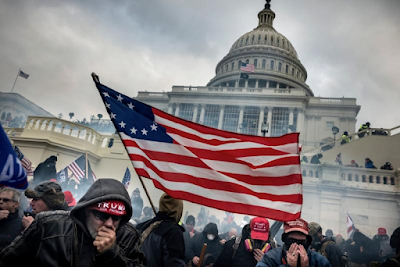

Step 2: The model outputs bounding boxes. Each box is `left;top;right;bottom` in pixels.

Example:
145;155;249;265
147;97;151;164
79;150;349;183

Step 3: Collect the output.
90;200;127;216
250;217;270;241
63;191;76;207
378;227;386;235
284;218;309;236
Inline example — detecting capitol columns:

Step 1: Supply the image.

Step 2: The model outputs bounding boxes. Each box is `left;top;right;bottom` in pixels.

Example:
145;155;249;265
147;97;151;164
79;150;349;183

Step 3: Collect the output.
296;108;304;135
218;105;225;129
266;107;273;137
258;106;265;136
199;104;206;125
288;107;294;132
237;105;245;133
192;104;199;123
174;103;180;117
167;104;173;115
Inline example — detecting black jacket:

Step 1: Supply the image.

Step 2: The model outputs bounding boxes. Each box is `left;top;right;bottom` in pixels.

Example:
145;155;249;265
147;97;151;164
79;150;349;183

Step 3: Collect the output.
136;212;186;267
214;224;258;267
320;237;344;267
186;222;223;266
0;179;145;267
0;210;23;252
33;157;57;184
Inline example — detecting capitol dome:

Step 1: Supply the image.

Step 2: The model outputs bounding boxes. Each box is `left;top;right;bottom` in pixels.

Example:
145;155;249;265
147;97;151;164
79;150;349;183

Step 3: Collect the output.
207;1;313;96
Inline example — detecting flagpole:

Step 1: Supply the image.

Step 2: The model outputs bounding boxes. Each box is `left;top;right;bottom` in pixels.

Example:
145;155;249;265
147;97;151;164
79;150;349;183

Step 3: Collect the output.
91;72;157;215
11;69;20;93
85;151;89;179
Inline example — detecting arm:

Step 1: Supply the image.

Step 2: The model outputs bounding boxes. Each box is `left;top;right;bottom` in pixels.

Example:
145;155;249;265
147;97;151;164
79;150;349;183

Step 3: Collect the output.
96;224;146;267
213;239;234;267
0;218;42;266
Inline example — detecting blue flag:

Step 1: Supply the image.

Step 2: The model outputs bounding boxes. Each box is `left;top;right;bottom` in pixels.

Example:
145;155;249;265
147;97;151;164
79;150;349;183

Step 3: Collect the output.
122;168;131;189
0;124;28;189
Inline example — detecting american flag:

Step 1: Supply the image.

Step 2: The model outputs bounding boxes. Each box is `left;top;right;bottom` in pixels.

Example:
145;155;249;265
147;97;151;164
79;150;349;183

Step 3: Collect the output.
240;62;255;73
13;146;33;176
346;212;356;238
94;80;302;221
67;155;97;184
18;69;29;79
122;167;131;189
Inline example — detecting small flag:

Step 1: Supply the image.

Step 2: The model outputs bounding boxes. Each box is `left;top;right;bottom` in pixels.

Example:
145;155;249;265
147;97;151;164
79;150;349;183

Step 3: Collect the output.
240;62;255;73
66;155;97;184
13;146;33;176
122;168;131;189
346;212;356;238
93;78;302;221
240;73;249;79
56;167;69;185
0;125;28;189
335;153;342;165
18;70;29;79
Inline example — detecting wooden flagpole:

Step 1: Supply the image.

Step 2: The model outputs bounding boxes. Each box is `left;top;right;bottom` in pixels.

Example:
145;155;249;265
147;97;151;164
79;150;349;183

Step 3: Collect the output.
91;72;157;216
197;243;208;267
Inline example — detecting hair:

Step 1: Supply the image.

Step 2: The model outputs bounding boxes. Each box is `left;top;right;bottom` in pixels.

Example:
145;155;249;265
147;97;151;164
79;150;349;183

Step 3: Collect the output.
0;187;21;202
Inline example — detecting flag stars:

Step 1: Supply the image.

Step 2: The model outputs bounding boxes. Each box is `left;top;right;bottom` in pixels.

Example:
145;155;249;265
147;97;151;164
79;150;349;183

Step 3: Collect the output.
127;103;135;109
110;113;116;119
119;121;126;128
150;124;158;131
141;128;148;136
130;127;137;135
105;103;111;109
102;92;110;97
117;94;124;102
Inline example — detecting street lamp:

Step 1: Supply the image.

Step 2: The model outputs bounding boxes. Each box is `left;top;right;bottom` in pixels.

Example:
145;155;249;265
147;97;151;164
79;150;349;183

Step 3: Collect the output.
332;126;339;140
261;121;269;137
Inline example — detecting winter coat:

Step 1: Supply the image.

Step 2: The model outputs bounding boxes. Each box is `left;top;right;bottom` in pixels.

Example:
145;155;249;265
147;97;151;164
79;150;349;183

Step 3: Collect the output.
136;211;186;267
0;210;23;251
33;157;57;184
320;237;344;267
0;179;145;267
214;224;258;267
256;246;332;267
186;222;224;266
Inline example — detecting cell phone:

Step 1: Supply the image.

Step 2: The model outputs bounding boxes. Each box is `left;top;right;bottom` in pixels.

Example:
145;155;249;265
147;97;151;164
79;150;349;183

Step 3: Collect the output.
24;211;35;218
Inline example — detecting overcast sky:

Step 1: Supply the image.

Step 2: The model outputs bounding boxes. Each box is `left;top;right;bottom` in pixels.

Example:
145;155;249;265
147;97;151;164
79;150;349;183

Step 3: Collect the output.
1;0;399;129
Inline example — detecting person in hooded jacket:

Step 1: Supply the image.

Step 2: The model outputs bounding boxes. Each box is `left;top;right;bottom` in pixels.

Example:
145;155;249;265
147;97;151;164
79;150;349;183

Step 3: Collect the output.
32;155;57;185
187;222;224;266
135;193;186;267
0;178;145;267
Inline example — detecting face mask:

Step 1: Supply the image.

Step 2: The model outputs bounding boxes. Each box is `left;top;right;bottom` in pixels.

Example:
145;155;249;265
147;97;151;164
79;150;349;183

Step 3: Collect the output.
207;234;215;240
285;238;310;251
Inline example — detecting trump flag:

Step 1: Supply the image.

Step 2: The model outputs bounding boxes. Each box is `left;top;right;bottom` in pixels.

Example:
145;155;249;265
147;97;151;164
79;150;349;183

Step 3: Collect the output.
93;76;302;221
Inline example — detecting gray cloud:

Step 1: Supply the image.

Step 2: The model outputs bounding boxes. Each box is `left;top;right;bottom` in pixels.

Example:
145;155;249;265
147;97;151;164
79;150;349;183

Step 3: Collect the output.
0;0;399;129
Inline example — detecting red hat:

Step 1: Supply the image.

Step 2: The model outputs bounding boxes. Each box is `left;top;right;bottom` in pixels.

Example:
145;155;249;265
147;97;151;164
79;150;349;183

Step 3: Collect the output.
250;217;270;241
378;227;387;235
90;200;127;216
284;218;309;236
63;191;76;207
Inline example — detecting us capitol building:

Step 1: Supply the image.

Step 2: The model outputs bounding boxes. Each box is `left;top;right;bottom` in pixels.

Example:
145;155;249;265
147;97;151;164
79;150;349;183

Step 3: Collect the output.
3;1;399;237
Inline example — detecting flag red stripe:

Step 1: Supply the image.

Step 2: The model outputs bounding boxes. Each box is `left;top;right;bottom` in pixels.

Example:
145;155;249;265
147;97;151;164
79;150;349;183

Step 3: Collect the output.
153;108;299;146
150;178;301;221
130;155;301;191
123;138;299;169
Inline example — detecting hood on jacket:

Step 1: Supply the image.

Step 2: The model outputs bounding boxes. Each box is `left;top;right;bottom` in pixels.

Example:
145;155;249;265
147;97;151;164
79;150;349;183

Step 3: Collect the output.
70;178;132;231
203;222;219;236
159;193;183;223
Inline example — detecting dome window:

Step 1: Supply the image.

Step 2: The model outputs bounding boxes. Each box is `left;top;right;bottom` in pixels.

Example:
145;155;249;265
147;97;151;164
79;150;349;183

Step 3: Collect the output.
258;35;261;43
231;62;235;71
240;38;244;46
283;39;285;48
278;62;282;72
292;68;295;76
226;64;228;72
271;36;274;43
238;60;242;70
285;65;289;74
246;59;250;64
264;35;268;43
277;38;280;45
254;59;258;68
262;59;266;69
270;60;275;70
246;36;249;44
252;35;255;43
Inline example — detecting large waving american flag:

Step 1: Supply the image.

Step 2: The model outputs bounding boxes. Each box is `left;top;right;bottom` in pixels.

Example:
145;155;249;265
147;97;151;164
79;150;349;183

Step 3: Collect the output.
93;77;302;221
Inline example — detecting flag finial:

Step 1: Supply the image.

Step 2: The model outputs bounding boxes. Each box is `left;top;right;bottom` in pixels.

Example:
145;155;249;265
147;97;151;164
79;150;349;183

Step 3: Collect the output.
265;0;271;9
91;72;100;83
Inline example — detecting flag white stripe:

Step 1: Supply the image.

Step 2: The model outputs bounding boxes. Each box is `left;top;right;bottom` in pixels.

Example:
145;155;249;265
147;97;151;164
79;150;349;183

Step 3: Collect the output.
134;161;302;214
127;147;301;194
238;154;299;166
155;114;240;142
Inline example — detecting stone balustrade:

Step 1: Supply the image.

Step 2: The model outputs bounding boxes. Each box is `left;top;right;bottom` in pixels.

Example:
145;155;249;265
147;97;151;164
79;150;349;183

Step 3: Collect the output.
301;163;398;189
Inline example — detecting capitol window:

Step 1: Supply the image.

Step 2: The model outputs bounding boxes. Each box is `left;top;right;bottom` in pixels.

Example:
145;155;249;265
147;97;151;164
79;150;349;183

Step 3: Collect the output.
277;38;280;45
254;59;258;68
238;60;242;70
326;121;334;130
271;36;274;43
278;62;282;72
292;68;295;76
246;36;249;44
285;65;289;74
252;35;255;43
258;35;261;42
262;59;266;69
270;60;274;70
231;62;235;70
246;59;250;64
226;64;228;72
265;35;268;43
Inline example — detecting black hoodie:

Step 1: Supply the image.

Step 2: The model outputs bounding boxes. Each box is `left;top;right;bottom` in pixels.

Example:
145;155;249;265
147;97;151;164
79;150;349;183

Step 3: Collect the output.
0;179;145;267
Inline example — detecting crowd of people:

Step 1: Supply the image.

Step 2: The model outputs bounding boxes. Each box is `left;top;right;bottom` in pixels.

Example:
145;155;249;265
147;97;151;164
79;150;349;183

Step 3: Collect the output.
0;176;399;267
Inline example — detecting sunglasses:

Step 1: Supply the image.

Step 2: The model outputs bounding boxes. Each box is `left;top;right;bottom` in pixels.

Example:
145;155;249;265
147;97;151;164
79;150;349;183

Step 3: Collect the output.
91;210;122;222
0;198;16;203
